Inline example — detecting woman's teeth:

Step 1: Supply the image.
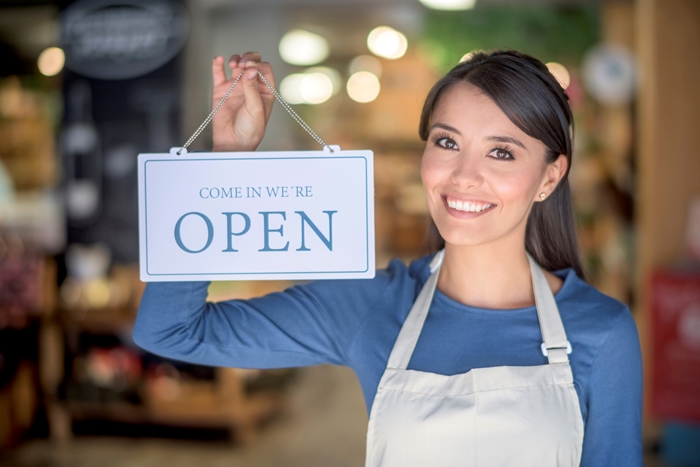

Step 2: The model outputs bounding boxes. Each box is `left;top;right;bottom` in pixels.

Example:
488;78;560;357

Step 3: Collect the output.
446;198;494;213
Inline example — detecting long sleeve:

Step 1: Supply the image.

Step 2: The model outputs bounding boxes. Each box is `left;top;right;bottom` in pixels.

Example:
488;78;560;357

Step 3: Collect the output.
579;309;643;466
132;260;407;370
133;282;346;368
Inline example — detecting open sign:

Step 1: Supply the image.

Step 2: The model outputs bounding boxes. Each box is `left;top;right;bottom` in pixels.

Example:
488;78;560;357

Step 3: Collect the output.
138;148;375;281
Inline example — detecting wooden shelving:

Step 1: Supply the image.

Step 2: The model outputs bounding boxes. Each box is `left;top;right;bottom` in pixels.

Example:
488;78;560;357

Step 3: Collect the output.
42;270;292;444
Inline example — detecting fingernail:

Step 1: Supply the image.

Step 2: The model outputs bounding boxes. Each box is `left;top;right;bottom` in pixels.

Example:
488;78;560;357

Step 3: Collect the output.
248;70;258;79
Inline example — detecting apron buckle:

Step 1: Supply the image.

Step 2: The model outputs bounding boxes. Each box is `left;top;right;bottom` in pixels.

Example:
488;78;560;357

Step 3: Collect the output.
541;341;572;357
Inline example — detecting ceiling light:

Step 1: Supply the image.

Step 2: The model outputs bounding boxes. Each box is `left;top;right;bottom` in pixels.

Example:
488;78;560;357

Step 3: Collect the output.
279;74;307;104
305;67;341;95
460;51;477;63
280;72;334;105
419;0;476;11
279;30;329;66
38;47;65;76
347;71;380;103
367;26;408;60
546;62;571;89
300;73;333;104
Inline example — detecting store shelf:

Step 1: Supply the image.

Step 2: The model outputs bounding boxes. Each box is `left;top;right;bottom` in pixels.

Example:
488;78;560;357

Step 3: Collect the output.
49;384;283;440
42;269;294;445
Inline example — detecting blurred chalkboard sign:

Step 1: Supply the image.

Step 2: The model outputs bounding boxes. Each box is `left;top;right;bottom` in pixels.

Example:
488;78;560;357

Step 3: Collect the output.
60;0;185;263
61;0;189;81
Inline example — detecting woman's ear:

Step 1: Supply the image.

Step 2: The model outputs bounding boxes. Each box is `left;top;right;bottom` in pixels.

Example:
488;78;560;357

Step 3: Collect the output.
537;154;568;200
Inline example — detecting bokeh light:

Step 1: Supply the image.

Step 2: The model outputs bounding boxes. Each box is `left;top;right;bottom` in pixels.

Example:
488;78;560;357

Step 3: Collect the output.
305;66;341;95
419;0;476;11
460;51;477;63
349;55;383;78
546;62;571;89
37;47;65;76
300;73;333;104
279;73;306;104
279;30;329;66
280;71;335;105
347;71;380;103
367;26;408;60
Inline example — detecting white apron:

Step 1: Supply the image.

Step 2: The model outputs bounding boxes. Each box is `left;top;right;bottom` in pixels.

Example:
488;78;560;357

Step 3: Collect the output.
365;251;584;466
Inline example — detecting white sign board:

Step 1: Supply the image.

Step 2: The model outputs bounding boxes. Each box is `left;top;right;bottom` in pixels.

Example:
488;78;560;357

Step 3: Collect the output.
138;148;374;281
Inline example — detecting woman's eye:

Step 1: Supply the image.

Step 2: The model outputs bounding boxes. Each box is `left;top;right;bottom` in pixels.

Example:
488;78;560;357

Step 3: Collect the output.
489;148;514;160
436;137;458;150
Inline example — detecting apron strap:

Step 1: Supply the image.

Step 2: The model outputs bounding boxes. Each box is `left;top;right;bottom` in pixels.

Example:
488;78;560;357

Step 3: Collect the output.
527;254;570;364
386;250;444;370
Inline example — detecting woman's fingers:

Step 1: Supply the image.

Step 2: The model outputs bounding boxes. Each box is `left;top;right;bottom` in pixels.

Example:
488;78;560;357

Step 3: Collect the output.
241;66;264;118
228;54;241;69
212;56;227;87
254;62;276;121
218;53;259;104
239;51;261;67
230;52;261;70
256;61;276;88
215;52;271;119
245;62;275;99
211;53;270;151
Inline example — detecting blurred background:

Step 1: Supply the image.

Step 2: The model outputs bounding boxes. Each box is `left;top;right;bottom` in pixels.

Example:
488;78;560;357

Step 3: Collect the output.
0;0;698;465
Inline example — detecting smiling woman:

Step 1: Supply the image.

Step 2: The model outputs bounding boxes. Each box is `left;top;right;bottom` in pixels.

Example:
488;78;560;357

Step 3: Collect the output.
133;50;642;467
421;85;566;271
419;50;582;280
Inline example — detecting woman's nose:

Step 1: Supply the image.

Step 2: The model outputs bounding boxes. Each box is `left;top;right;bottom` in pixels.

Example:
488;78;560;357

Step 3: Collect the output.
451;152;483;188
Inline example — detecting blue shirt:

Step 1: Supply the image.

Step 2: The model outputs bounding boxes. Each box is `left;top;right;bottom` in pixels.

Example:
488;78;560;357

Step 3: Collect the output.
133;253;643;466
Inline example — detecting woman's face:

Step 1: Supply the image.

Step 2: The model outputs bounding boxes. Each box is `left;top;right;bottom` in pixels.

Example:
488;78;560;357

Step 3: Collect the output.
421;83;566;249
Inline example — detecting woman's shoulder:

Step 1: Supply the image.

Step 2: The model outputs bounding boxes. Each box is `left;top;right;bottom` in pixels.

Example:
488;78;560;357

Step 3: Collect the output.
555;269;640;362
557;270;642;425
557;269;631;318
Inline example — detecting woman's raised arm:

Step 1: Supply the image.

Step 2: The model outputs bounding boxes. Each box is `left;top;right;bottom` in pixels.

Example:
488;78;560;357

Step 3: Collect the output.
131;257;409;370
132;280;349;368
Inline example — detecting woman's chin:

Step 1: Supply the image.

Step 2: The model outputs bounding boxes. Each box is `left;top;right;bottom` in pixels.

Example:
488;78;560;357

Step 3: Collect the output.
436;228;493;249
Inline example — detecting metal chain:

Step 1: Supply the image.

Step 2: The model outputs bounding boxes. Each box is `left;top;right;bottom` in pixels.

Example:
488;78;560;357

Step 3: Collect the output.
178;70;245;155
255;72;330;151
178;69;331;155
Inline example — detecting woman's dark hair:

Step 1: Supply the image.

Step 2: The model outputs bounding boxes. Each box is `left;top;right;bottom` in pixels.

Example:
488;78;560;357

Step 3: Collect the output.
419;49;585;279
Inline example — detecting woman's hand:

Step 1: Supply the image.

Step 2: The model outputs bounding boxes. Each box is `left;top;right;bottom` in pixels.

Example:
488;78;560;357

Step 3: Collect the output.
211;52;275;152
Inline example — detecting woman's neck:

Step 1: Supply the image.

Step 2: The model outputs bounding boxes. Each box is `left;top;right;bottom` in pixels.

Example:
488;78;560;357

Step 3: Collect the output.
437;241;561;310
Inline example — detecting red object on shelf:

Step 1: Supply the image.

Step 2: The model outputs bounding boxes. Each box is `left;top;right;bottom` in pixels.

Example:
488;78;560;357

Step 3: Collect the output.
650;269;700;423
0;249;45;329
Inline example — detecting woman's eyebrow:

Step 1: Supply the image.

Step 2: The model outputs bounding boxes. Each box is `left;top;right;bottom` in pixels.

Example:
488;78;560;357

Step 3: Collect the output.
430;123;461;134
487;135;527;150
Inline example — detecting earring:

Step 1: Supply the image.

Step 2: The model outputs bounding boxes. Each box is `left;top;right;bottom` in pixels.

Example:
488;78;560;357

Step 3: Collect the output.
539;193;546;201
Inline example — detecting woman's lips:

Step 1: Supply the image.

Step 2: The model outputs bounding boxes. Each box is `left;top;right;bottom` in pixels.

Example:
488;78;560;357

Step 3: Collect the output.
443;195;496;218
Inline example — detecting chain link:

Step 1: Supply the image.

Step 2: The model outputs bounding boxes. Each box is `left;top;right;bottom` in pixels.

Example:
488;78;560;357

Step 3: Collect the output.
178;69;331;155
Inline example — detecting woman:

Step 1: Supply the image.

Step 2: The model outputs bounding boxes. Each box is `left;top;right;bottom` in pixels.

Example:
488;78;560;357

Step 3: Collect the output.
133;50;642;466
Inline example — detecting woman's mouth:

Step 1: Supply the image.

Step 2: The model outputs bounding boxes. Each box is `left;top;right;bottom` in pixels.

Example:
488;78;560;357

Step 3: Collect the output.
444;196;496;216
